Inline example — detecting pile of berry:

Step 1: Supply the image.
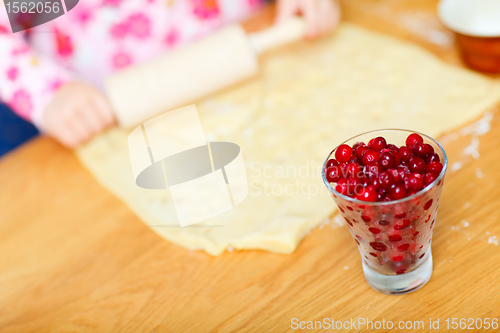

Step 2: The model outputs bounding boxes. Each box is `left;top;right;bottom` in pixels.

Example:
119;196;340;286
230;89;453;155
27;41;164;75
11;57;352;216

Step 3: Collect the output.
324;133;444;202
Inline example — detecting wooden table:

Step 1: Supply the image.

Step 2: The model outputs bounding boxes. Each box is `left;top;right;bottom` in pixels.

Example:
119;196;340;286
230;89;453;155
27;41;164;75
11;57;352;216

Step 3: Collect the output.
1;1;500;332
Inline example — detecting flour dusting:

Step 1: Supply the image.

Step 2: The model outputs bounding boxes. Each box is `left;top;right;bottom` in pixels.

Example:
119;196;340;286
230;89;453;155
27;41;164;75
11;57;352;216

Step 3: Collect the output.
463;137;480;160
332;215;345;228
440;111;493;145
459;112;493;137
451;162;463;172
475;168;484;179
488;235;498;246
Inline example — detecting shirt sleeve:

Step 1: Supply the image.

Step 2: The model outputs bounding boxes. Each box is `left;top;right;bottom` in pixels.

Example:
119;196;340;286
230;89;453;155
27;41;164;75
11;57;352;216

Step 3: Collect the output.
0;10;72;130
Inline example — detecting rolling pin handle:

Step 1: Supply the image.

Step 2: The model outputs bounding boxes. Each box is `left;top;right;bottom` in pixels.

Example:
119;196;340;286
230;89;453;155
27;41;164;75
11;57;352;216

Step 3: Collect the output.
248;17;306;55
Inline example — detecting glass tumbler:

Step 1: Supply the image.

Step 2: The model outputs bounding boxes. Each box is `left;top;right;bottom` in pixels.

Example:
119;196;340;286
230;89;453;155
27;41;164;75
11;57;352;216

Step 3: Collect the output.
322;129;447;295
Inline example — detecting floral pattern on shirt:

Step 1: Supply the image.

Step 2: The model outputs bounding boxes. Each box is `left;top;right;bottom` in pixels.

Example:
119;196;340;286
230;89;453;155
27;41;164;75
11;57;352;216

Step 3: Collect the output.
0;0;264;128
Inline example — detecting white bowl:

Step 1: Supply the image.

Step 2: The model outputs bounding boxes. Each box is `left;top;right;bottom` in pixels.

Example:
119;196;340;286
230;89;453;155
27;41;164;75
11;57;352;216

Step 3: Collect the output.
438;0;500;37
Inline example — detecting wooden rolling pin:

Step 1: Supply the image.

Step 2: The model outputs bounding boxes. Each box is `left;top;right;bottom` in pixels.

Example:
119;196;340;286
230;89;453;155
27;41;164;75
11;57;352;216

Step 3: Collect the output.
105;18;306;128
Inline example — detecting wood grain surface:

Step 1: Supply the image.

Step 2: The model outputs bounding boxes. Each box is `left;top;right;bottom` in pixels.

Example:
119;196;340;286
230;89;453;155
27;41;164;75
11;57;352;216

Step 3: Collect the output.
1;1;500;332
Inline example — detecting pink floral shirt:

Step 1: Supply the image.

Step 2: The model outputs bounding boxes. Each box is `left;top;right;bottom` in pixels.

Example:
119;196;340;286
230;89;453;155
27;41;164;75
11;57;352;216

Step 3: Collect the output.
0;0;263;128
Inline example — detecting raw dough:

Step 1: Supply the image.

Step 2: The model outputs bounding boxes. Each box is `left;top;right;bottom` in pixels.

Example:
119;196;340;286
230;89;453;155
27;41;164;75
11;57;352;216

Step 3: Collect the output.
77;23;500;256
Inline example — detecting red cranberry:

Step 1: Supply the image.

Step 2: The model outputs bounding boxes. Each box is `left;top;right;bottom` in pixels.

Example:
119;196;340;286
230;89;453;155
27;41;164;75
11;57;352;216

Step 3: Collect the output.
389;234;403;242
387;144;398;150
365;161;381;178
424;199;433;210
406;173;424;190
399;146;413;162
396;165;410;180
347;177;362;196
389;182;406;200
335;144;353;163
349;155;361;164
378;171;395;188
326;159;339;169
398;243;410;252
387;168;401;182
368;136;387;151
398;243;410;251
339;162;347;174
391;150;401;166
347;162;363;178
370;242;387;251
394;219;411;230
378;220;390;226
377;188;387;201
419;253;425;259
425;153;440;164
335;178;348;195
380;148;392;156
359;174;370;187
409;157;426;173
357;185;377;202
426;162;443;174
352;142;366;150
362;149;380;165
407;189;419;196
424;172;438;185
395;212;406;218
369;227;381;234
369;252;378;257
355;145;370;158
406;133;424;147
369;177;380;188
379;151;396;170
413;142;432;157
392;255;404;262
325;166;341;183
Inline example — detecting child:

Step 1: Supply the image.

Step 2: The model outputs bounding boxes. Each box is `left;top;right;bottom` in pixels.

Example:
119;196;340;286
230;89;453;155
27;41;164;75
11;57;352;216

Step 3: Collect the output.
0;0;340;148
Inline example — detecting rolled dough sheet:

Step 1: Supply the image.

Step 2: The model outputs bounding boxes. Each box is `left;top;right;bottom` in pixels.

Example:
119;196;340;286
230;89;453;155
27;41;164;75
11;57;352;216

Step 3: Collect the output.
77;23;500;256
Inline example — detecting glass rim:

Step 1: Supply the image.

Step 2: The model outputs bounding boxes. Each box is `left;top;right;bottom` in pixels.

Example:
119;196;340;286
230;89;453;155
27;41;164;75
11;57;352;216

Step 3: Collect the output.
322;128;448;206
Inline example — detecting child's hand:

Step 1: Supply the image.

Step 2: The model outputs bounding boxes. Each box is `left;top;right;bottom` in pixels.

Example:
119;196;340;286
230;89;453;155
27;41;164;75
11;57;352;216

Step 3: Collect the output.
43;82;115;148
276;0;341;38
